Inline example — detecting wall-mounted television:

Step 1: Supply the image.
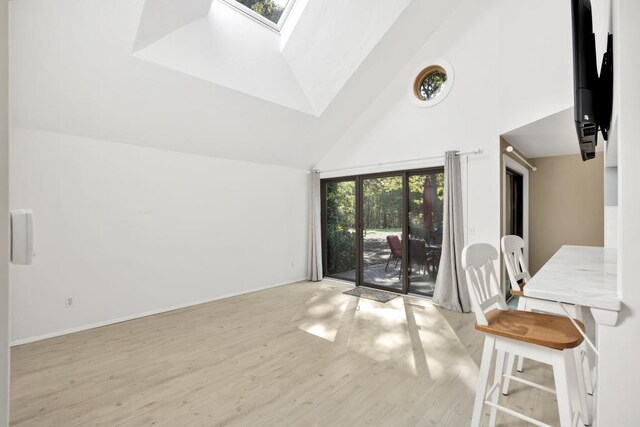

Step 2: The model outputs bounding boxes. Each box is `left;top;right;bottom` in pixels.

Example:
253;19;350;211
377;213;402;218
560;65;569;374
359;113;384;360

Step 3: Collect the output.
571;0;613;161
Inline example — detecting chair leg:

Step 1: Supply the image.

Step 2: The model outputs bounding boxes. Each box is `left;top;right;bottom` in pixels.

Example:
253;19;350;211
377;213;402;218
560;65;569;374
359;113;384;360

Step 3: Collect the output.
572;304;594;396
501;353;516;395
489;350;507;427
553;350;575;427
515;297;527;373
472;336;496;427
502;297;527;395
385;254;392;271
581;346;594;396
571;348;591;425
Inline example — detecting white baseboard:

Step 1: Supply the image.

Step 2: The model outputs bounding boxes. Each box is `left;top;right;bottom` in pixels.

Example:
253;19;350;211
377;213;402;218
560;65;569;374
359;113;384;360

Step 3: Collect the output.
321;277;356;287
11;277;308;347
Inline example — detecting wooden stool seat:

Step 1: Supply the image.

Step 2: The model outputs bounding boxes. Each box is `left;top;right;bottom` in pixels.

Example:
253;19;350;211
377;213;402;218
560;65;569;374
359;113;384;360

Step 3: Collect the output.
475;309;585;350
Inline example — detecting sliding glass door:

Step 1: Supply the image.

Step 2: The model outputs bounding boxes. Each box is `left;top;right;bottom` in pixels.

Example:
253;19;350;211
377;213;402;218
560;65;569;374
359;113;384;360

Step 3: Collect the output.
361;174;404;292
323;179;357;281
322;168;444;297
407;170;444;296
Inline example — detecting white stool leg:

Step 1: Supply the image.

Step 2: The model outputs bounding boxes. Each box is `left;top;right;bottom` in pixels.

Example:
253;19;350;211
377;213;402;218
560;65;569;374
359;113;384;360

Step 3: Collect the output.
501;353;516;395
515;297;527;372
489;350;507;427
581;345;594;396
472;336;495;427
553;350;575;427
502;296;527;396
571;305;594;396
571;348;591;425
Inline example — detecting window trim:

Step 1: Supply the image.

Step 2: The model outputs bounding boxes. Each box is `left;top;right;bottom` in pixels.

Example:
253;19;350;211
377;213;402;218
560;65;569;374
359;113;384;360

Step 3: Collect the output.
219;0;297;33
409;59;454;108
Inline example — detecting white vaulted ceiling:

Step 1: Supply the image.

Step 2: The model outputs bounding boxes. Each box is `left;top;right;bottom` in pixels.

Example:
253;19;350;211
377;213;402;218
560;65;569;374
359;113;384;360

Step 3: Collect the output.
134;0;415;115
133;0;214;52
11;0;464;168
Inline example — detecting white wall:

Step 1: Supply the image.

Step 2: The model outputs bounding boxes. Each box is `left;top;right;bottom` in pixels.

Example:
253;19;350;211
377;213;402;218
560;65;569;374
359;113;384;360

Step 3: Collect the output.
604;167;617;248
10;128;309;344
0;0;9;422
597;0;640;424
497;0;573;133
317;0;503;250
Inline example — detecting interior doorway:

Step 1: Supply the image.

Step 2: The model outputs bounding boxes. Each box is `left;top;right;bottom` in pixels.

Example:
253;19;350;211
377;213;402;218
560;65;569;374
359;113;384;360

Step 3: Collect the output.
502;155;530;298
505;168;524;238
321;168;444;297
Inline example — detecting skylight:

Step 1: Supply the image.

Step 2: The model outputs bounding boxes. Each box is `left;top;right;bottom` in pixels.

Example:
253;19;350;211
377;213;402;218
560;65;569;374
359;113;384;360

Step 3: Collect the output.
221;0;295;32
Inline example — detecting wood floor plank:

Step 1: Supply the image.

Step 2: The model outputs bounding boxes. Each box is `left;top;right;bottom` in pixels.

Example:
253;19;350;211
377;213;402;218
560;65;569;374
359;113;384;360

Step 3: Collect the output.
10;281;562;426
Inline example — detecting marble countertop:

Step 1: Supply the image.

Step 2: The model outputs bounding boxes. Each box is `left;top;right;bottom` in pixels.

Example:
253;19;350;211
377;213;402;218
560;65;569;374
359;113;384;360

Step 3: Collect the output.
524;245;620;311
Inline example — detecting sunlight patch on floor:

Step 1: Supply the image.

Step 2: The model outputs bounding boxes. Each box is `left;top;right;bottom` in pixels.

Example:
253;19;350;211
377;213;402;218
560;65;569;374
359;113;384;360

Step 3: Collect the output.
297;283;478;390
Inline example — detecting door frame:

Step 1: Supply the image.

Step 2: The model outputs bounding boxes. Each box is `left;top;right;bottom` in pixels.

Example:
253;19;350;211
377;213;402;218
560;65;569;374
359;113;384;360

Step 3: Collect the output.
321;166;444;296
320;176;359;284
502;154;530;264
357;170;408;294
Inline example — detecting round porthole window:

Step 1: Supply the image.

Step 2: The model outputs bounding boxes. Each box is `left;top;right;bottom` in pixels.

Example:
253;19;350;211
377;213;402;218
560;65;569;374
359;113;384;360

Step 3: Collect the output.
410;60;454;107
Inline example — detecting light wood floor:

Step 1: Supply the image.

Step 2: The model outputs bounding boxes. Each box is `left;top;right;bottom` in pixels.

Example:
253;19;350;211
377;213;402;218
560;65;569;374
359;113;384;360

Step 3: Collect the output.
11;281;561;426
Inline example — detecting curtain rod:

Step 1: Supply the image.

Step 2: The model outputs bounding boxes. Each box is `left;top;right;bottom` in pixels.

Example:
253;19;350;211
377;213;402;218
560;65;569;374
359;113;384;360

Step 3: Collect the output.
314;149;483;175
505;146;537;171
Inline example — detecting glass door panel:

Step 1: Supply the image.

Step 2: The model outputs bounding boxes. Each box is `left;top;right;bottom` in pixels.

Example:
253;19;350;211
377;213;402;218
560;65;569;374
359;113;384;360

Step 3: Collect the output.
361;175;403;292
324;180;357;281
407;171;444;297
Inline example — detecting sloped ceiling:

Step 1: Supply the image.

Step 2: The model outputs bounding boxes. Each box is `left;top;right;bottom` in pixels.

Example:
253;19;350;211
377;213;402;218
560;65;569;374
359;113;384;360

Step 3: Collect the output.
133;0;213;52
10;0;464;169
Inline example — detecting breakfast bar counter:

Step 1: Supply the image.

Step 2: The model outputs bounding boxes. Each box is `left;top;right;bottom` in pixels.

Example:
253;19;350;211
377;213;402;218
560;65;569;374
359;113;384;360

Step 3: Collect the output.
524;245;620;326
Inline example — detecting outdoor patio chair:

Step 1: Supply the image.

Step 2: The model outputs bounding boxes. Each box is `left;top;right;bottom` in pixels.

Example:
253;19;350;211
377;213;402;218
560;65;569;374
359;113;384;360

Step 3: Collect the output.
409;239;428;275
385;235;402;271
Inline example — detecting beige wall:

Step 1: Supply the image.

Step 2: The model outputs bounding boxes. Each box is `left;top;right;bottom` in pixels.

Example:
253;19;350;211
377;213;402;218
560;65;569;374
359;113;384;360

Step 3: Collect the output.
529;153;604;274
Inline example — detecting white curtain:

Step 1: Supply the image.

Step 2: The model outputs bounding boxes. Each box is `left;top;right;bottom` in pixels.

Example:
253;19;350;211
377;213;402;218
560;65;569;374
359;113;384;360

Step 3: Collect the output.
433;151;471;312
308;170;323;281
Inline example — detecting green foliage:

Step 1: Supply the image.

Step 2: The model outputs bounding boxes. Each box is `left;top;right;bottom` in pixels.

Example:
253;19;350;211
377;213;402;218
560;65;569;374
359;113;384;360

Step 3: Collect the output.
236;0;284;24
408;173;444;243
326;181;356;274
362;176;402;230
419;71;447;100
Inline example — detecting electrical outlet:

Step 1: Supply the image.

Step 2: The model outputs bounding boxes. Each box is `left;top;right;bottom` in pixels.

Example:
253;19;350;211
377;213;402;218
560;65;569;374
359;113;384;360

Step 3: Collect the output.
65;297;74;308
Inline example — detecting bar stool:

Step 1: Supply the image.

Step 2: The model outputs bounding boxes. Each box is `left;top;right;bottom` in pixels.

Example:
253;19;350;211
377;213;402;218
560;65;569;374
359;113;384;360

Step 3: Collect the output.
501;235;594;419
463;243;587;427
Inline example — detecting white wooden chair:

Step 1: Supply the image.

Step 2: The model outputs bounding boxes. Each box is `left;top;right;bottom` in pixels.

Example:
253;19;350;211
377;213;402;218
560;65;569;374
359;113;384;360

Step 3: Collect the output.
463;243;588;427
501;235;594;410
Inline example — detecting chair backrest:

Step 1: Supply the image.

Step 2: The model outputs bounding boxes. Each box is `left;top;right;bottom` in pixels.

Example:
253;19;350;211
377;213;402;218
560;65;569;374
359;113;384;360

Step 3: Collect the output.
501;235;531;293
462;243;508;326
386;235;402;257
